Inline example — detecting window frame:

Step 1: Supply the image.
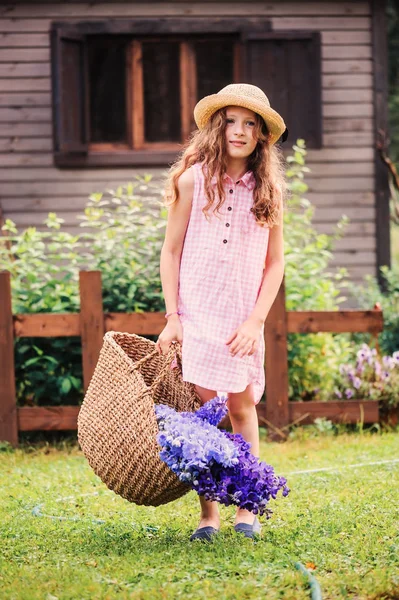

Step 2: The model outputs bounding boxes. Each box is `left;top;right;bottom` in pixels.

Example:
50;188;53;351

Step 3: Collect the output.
51;18;322;168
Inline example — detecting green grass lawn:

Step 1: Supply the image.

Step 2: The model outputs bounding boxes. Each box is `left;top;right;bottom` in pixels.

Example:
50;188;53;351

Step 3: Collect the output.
1;429;398;600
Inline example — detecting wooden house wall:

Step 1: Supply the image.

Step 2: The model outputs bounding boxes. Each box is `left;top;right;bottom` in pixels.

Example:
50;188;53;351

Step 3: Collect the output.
0;1;376;284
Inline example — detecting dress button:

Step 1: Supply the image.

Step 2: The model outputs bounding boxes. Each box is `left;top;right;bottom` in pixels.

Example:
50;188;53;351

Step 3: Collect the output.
223;239;228;244
228;206;232;211
229;189;233;194
226;223;230;227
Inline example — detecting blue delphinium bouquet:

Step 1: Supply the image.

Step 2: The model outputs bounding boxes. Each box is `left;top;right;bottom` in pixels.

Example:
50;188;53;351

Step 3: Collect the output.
155;396;290;517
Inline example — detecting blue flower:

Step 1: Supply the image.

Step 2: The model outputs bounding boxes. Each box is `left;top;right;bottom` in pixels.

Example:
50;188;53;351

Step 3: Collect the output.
155;396;290;517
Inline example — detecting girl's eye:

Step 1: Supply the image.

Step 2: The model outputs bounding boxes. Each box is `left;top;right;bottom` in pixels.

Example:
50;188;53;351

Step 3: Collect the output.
246;121;255;126
226;118;234;124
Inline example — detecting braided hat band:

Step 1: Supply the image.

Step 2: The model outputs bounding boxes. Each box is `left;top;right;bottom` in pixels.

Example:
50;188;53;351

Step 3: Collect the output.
194;83;288;145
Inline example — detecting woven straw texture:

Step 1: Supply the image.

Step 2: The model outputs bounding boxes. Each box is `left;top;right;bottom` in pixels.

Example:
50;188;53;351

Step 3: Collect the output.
77;331;202;506
194;83;286;145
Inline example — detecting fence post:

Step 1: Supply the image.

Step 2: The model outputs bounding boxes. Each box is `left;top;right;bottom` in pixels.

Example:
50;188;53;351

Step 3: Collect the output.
0;272;18;446
264;278;289;436
79;271;105;391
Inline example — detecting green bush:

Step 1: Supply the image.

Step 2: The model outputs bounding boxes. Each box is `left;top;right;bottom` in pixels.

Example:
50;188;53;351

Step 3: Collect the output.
0;147;379;406
347;265;399;356
283;141;356;401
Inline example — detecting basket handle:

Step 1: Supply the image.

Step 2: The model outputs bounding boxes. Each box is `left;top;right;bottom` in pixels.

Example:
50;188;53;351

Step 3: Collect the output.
132;342;182;400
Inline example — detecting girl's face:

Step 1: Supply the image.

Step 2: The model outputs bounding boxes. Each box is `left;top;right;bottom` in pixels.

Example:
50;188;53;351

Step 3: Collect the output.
224;106;258;159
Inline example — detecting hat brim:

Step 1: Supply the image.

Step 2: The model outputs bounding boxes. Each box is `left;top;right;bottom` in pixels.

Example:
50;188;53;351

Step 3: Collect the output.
194;93;286;145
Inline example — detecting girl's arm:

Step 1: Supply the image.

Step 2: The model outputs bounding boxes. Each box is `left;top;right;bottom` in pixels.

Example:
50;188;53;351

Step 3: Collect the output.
159;167;194;319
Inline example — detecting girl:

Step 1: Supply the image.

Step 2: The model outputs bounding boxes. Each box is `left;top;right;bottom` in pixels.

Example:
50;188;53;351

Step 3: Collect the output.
155;83;288;541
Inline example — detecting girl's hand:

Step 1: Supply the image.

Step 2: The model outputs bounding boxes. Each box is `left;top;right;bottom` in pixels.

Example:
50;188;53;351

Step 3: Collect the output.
226;317;264;358
155;316;183;355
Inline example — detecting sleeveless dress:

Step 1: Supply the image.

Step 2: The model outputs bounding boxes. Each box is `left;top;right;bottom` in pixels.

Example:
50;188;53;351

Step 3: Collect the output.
177;162;270;404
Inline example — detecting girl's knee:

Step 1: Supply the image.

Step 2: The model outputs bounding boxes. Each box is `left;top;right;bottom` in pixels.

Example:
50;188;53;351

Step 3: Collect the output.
195;384;218;405
227;384;257;421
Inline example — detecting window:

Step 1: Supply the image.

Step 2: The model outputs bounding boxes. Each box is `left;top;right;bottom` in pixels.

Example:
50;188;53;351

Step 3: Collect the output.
51;20;321;167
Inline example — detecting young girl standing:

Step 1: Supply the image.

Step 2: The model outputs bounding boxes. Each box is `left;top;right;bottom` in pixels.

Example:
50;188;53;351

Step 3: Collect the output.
155;83;287;541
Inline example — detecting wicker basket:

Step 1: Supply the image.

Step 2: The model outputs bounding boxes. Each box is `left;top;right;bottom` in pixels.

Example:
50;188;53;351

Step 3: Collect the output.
77;331;202;506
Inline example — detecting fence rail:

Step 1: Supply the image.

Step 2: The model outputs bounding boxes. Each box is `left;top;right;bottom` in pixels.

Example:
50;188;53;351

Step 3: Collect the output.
0;270;384;446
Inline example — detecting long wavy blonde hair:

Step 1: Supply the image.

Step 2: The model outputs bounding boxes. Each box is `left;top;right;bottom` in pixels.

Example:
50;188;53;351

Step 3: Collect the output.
163;107;287;227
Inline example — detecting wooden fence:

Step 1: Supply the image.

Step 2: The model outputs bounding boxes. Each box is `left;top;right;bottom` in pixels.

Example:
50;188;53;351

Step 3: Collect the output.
0;270;385;446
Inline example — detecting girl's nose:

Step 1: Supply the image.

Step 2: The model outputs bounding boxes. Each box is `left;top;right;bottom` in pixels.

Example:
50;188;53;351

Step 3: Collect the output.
234;122;245;135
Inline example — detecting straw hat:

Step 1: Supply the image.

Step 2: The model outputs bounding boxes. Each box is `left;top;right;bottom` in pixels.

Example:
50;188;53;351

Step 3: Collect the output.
194;83;288;145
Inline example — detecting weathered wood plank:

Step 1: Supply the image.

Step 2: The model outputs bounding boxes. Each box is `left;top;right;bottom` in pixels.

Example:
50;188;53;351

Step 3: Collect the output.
323;89;373;103
0;153;53;167
0;92;51;107
0;32;49;47
0;4;371;18
324;103;373;118
0;122;52;136
15;400;380;432
308;162;374;177
105;312;167;335
0;107;51;122
0;271;18;446
79;271;104;391
0;137;52;152
323;131;373;146
0;63;50;77
322;45;372;59
0;78;51;92
306;147;373;161
342;265;378;278
288;401;379;425
307;177;373;193
323;60;372;74
0;48;49;62
322;30;371;44
287;309;383;333
264;280;289;431
12;311;171;338
315;207;375;220
331;251;376;266
307;191;374;206
324;117;373;133
323;73;372;88
316;221;375;236
1;196;85;212
332;236;376;251
17;406;80;431
14;313;80;337
0;165;162;181
272;17;370;30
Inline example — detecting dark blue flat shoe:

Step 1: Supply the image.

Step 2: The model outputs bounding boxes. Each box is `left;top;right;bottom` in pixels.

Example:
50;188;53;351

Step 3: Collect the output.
189;526;219;542
234;517;261;539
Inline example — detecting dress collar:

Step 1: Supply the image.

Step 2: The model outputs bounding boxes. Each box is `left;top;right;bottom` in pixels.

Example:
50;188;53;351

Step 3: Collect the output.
210;170;256;191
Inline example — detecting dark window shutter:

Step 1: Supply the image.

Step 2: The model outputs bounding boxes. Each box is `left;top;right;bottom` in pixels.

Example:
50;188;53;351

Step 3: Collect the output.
51;27;88;155
241;31;322;148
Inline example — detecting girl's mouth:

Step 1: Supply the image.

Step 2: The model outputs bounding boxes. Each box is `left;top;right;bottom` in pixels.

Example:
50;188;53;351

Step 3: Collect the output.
230;141;246;147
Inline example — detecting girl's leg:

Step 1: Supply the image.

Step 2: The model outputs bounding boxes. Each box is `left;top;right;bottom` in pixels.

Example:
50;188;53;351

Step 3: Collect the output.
194;384;221;530
227;383;259;525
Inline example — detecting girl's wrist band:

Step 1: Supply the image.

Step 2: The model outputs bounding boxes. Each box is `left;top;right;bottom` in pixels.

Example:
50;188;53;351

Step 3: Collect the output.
165;310;183;319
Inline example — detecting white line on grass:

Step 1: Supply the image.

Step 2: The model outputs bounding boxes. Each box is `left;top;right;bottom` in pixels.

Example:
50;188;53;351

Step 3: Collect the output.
286;457;399;476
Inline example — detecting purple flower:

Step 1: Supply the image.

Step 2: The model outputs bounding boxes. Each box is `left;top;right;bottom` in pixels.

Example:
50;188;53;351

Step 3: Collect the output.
155;396;290;517
345;388;354;399
353;377;361;390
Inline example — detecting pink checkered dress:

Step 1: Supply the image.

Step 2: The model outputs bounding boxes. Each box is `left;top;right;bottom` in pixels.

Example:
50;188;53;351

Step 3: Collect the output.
177;162;270;404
